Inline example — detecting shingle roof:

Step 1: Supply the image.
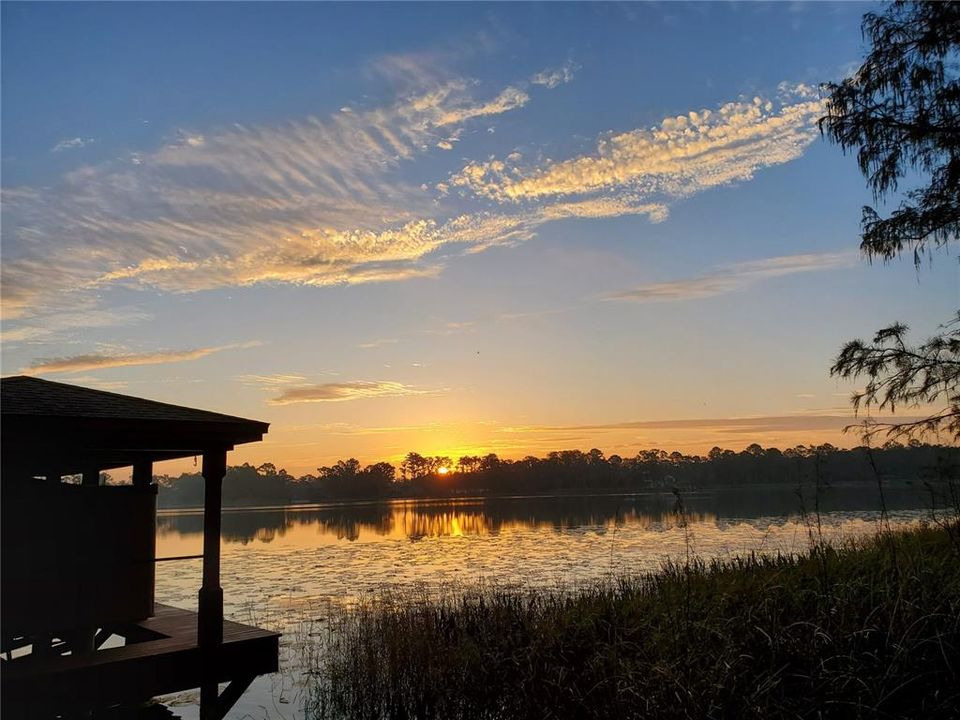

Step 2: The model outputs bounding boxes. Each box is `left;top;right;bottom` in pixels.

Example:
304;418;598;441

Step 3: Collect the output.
1;376;265;428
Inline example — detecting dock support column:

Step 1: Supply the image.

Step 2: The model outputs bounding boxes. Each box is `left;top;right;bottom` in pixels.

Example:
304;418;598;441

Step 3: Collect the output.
132;460;153;488
199;449;226;647
135;459;157;616
199;449;226;720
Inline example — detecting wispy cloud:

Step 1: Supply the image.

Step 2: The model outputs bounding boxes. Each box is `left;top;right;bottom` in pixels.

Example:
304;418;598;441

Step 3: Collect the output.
1;76;536;322
530;61;579;89
270;380;435;405
506;411;930;437
358;338;399;349
51;137;95;153
22;341;260;375
0;304;151;343
3;78;825;337
435;85;529;126
449;84;824;204
237;373;310;387
57;375;130;392
602;251;855;303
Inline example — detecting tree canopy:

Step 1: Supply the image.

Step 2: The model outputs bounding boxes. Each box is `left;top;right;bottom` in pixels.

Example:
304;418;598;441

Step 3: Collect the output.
819;0;960;264
821;1;960;441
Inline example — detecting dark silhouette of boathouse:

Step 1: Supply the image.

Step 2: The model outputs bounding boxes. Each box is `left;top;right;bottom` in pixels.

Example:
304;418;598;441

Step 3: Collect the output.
1;376;280;719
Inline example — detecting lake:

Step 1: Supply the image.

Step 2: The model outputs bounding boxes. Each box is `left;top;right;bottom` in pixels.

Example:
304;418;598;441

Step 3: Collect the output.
153;484;937;719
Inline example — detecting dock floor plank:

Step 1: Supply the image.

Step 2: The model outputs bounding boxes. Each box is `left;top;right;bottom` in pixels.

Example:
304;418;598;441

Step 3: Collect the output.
1;603;280;719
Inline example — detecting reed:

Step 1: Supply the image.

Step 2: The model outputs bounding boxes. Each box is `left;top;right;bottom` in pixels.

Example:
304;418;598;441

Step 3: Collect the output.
308;522;960;719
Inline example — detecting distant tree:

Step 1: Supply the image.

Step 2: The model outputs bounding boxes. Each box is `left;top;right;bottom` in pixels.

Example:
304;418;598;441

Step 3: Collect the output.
428;456;453;474
457;455;481;474
478;454;501;473
318;458;362;480
400;452;430;480
821;1;960;441
364;461;397;484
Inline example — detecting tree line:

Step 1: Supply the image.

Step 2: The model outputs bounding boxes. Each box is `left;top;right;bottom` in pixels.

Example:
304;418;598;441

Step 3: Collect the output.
155;441;958;508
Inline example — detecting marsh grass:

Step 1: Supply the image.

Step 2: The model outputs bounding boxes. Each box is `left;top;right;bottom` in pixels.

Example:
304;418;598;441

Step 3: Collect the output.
308;523;960;720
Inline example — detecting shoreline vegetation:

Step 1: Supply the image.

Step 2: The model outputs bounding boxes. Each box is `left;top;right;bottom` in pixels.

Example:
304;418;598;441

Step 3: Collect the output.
308;521;960;720
153;442;958;509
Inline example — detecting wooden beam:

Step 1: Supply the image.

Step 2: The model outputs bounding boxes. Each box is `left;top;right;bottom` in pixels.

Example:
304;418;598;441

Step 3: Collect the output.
200;679;219;720
198;448;226;649
93;629;112;649
2;604;279;716
213;674;256;720
82;468;99;487
132;460;153;487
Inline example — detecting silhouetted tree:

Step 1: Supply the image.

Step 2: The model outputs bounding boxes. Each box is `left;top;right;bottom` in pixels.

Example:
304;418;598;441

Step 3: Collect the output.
428;456;453;474
821;1;960;441
457;455;481;474
401;452;430;480
832;315;960;440
154;442;957;506
820;1;960;263
364;461;397;484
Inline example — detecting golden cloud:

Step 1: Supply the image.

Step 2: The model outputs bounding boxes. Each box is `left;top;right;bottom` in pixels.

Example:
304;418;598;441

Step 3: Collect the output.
270;380;435;405
603;252;856;302
22;341;260;375
449;89;825;202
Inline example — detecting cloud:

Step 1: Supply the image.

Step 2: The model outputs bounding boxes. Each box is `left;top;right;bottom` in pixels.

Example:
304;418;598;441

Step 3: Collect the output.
428;320;477;335
530;62;578;89
508;412;931;437
22;341;260;375
237;373;310;387
602;251;856;302
1;76;534;322
269;380;434;405
358;338;399;349
434;86;529;126
449;87;825;203
51;137;94;153
0;304;151;343
538;197;669;223
3;80;825;336
56;375;130;392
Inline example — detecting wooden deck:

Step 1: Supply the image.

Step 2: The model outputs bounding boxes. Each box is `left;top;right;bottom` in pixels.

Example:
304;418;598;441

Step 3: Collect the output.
1;604;280;718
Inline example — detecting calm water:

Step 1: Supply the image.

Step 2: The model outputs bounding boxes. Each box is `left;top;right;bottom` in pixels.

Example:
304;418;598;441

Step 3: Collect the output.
153;484;934;719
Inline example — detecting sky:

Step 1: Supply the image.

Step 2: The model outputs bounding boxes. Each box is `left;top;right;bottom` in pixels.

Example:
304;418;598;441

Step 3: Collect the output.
1;2;955;475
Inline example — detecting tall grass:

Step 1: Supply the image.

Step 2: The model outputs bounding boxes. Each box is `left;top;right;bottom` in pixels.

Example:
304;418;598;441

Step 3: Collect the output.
308;523;960;720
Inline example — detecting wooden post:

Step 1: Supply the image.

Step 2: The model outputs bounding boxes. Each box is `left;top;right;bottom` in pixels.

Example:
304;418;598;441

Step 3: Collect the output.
134;458;157;617
198;449;225;647
132;460;153;488
199;448;226;720
82;469;99;487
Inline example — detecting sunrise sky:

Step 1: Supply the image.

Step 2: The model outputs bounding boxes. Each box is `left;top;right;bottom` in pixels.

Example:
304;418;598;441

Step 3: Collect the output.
1;2;954;474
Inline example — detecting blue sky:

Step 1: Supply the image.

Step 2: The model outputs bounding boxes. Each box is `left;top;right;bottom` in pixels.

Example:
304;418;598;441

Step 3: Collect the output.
2;2;954;472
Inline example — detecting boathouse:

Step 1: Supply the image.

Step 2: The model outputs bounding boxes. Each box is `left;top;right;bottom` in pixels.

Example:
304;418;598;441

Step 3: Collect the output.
1;376;280;719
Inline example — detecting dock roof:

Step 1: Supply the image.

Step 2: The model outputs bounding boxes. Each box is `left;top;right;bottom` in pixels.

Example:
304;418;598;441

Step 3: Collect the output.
1;376;269;475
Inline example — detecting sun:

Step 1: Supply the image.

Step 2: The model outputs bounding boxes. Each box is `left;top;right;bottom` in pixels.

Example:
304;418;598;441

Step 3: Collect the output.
437;466;450;475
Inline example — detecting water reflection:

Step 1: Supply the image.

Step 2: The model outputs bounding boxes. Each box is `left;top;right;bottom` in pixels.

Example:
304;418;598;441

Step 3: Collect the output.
157;484;932;549
153;485;937;720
